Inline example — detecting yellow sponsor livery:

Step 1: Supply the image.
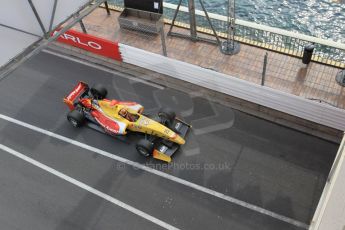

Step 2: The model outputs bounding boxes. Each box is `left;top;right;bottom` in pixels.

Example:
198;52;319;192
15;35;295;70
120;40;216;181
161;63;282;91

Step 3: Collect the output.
98;100;186;146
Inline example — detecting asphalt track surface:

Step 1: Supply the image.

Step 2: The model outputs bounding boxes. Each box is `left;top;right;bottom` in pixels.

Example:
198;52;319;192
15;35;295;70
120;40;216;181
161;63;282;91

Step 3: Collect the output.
0;51;338;230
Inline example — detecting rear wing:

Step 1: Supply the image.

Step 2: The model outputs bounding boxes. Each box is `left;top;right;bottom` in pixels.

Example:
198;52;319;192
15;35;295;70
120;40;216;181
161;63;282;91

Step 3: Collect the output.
63;81;89;110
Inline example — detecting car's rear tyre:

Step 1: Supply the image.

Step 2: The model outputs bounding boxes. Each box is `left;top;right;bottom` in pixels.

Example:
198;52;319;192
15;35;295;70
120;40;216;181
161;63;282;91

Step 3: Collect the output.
91;84;107;99
67;110;85;127
136;139;154;157
158;107;176;126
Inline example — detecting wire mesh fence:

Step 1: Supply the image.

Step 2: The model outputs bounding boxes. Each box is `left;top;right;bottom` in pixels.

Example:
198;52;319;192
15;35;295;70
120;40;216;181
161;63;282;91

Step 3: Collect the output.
84;2;345;108
106;0;345;68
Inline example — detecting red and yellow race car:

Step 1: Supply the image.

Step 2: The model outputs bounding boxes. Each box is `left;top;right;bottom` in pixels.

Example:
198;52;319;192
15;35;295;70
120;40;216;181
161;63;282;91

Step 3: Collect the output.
63;81;190;162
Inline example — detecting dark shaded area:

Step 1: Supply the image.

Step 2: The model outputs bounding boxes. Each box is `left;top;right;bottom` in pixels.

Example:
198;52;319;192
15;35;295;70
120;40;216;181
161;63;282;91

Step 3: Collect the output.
124;0;163;13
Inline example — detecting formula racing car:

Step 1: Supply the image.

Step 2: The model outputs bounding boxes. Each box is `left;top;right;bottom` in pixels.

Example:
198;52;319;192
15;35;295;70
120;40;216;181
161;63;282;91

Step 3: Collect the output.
63;81;190;162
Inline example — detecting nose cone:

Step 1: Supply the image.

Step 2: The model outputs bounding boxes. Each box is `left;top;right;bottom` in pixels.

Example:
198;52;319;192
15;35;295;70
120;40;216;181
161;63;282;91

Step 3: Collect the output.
173;134;185;145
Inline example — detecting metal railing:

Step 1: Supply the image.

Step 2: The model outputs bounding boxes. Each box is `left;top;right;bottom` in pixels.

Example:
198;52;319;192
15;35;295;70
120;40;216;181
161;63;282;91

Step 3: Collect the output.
106;1;345;68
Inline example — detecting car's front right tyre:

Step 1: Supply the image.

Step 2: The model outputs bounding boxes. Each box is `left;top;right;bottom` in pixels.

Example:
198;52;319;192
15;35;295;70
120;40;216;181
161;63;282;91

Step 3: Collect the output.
158;107;176;127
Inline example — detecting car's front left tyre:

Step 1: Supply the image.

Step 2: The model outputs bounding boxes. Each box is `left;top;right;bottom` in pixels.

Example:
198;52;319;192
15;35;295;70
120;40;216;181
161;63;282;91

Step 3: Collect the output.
136;139;154;157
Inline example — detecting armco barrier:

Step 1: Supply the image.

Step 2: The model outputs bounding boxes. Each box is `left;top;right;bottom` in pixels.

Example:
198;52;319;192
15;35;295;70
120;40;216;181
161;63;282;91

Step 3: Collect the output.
119;44;345;131
54;29;122;61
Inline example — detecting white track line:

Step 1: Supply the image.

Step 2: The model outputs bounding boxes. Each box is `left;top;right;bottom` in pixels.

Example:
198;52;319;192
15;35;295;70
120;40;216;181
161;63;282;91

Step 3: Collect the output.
42;49;165;90
0;114;309;229
0;144;179;230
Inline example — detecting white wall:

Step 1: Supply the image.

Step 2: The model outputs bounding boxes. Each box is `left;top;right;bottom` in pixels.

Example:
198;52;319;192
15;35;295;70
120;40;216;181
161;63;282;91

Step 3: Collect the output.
310;135;345;230
0;26;39;68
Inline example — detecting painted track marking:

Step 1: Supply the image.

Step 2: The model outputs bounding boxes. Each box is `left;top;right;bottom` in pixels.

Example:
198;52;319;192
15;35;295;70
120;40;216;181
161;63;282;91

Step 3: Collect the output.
0;144;179;230
0;114;309;229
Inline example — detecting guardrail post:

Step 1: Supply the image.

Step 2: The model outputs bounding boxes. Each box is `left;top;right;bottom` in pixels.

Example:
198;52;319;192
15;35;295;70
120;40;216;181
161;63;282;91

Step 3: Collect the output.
336;69;345;86
104;1;111;15
261;52;268;86
160;27;167;57
79;19;87;34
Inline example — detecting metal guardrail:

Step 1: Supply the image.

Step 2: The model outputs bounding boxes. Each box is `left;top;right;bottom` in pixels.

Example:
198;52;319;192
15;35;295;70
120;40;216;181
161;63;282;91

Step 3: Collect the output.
120;43;345;131
107;1;345;68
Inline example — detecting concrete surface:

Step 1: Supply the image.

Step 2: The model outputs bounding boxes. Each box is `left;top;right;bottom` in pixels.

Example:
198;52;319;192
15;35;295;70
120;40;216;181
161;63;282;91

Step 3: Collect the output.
0;51;338;230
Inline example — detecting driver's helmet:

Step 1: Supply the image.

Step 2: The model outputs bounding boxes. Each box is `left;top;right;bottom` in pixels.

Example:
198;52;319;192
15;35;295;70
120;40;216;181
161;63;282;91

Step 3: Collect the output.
119;108;128;118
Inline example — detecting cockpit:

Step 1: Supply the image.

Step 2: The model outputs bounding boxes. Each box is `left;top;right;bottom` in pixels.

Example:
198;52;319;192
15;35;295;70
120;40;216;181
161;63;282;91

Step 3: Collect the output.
118;108;139;122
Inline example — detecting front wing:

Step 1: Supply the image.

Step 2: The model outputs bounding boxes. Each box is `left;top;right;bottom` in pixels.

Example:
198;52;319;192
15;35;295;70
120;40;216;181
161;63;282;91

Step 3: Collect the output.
153;118;191;163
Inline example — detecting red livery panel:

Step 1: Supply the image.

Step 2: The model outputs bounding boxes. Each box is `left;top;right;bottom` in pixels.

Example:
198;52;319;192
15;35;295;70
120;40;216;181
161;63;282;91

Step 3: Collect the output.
53;29;122;61
91;110;121;134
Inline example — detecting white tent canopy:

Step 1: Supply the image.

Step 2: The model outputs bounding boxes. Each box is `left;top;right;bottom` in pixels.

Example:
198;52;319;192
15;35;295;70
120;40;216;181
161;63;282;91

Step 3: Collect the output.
0;26;39;68
0;0;104;75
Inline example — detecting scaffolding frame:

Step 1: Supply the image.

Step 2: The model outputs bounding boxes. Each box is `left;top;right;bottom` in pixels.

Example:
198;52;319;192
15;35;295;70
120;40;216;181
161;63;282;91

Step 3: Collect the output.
167;0;221;45
220;0;240;55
